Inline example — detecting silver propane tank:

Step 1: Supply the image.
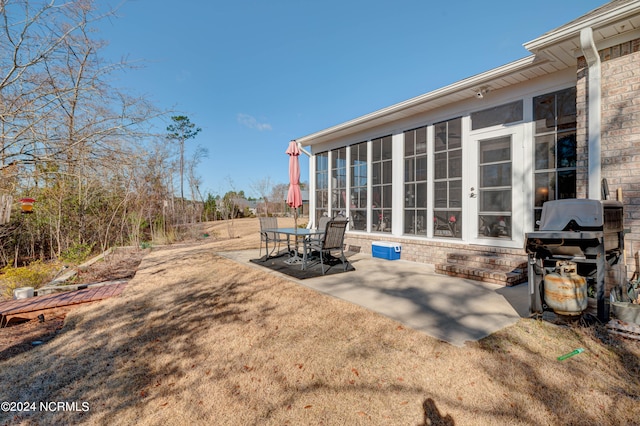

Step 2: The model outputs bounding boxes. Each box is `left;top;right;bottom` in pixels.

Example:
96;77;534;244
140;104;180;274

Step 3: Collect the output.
543;260;587;316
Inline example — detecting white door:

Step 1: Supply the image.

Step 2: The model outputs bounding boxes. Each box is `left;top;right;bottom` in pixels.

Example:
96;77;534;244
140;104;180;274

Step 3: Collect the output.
467;127;524;247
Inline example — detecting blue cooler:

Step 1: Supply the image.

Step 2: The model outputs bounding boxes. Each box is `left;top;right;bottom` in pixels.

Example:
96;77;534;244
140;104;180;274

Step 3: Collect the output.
372;241;401;260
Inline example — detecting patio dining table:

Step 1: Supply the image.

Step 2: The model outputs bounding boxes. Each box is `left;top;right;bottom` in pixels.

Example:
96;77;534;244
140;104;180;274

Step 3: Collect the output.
262;227;324;269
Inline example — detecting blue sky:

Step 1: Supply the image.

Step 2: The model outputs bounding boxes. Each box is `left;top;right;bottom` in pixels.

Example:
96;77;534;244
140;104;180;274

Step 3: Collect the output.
96;0;606;198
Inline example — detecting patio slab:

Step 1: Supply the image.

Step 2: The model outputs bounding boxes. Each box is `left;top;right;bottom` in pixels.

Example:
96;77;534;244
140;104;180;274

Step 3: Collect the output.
220;250;529;347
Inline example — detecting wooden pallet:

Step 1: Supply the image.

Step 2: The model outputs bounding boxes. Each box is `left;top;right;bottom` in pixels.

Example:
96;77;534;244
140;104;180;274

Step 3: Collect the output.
606;319;640;341
0;281;127;327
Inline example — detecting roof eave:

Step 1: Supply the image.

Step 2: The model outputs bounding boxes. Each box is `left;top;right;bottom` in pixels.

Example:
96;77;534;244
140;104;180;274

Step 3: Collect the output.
523;0;640;53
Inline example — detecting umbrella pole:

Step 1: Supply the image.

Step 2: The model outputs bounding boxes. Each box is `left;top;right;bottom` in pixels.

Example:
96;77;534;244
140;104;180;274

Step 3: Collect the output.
285;207;303;265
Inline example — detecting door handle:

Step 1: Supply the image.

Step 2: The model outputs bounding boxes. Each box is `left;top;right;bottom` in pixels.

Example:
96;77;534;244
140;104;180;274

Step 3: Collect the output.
470;187;476;198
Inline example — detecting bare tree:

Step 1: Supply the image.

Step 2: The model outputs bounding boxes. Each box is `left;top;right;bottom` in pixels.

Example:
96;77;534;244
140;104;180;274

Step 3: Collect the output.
187;145;208;222
0;0;126;170
251;177;272;217
0;0;167;265
270;183;288;216
219;178;248;238
37;8;158;254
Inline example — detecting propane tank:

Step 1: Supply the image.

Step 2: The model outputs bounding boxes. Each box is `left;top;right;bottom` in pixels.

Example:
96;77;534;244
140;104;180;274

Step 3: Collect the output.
543;261;587;316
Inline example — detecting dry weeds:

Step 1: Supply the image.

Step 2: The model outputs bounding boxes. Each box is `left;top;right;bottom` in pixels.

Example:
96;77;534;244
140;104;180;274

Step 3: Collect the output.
0;217;638;425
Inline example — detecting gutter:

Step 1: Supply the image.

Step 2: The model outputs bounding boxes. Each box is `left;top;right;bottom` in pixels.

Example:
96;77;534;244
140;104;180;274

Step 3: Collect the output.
580;27;602;200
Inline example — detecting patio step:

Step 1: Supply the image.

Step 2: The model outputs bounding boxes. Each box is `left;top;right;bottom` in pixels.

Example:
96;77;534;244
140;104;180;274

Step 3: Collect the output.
434;252;528;287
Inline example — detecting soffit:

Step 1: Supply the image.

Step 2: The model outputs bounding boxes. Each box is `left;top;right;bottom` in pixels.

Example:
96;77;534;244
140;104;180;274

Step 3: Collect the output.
524;0;640;66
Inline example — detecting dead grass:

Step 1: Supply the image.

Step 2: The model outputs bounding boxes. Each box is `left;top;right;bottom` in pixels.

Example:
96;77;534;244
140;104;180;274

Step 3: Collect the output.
0;217;638;425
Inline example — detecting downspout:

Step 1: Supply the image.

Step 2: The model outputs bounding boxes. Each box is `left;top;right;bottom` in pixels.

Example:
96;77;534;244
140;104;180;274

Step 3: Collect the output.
580;27;601;200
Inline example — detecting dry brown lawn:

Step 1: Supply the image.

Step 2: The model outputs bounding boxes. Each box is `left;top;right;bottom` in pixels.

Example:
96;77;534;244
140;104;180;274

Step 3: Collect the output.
1;217;639;425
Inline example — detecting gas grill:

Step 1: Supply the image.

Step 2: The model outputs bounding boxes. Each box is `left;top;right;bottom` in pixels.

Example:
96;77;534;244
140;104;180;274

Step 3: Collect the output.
525;199;624;322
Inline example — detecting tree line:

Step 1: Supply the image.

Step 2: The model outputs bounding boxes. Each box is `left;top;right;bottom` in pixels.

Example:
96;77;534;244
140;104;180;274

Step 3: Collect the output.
0;1;204;267
0;1;305;268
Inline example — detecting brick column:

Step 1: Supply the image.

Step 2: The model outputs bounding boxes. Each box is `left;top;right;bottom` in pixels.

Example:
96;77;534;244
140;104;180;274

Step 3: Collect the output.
600;44;640;271
578;39;640;274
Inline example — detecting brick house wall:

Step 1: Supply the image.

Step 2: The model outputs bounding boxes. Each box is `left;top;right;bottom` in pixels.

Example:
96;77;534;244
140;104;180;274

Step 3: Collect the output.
577;38;640;274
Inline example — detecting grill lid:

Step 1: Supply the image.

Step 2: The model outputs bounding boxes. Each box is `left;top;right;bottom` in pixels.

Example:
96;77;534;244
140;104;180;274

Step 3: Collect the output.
538;199;603;231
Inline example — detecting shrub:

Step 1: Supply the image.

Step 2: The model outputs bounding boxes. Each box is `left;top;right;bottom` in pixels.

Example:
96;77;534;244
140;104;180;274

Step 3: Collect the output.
61;242;94;264
0;260;61;298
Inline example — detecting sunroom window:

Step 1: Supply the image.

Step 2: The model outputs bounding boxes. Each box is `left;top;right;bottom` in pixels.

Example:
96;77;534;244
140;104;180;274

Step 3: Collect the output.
404;126;427;235
533;87;577;227
350;141;367;231
330;147;347;217
371;135;392;233
433;118;462;238
471;100;523;130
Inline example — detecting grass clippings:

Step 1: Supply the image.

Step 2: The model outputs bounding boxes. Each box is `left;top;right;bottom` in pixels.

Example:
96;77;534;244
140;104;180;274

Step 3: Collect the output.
0;217;638;425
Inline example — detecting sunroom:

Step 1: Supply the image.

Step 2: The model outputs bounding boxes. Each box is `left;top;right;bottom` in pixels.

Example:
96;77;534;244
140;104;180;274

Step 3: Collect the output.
298;65;577;270
296;0;640;284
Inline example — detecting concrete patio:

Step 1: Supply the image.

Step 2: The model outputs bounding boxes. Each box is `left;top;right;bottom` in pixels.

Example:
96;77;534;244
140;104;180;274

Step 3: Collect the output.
220;250;529;347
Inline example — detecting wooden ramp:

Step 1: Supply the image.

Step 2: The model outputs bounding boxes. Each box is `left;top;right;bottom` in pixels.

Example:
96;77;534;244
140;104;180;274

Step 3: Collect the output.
0;282;127;327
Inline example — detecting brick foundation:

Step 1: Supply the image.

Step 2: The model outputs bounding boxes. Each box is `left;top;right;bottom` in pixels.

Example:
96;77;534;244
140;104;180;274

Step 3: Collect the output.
345;234;525;264
345;233;528;286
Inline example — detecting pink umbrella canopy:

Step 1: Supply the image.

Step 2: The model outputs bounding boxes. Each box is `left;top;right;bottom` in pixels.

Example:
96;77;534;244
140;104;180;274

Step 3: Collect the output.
286;140;302;210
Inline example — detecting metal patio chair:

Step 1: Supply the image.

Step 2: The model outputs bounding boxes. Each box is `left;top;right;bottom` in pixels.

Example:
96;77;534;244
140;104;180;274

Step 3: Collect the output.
317;215;332;232
259;217;286;259
306;216;331;245
302;219;349;274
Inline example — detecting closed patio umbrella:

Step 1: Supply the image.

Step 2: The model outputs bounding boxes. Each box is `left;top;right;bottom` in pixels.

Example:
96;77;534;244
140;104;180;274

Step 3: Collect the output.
286;140;302;228
284;140;304;265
